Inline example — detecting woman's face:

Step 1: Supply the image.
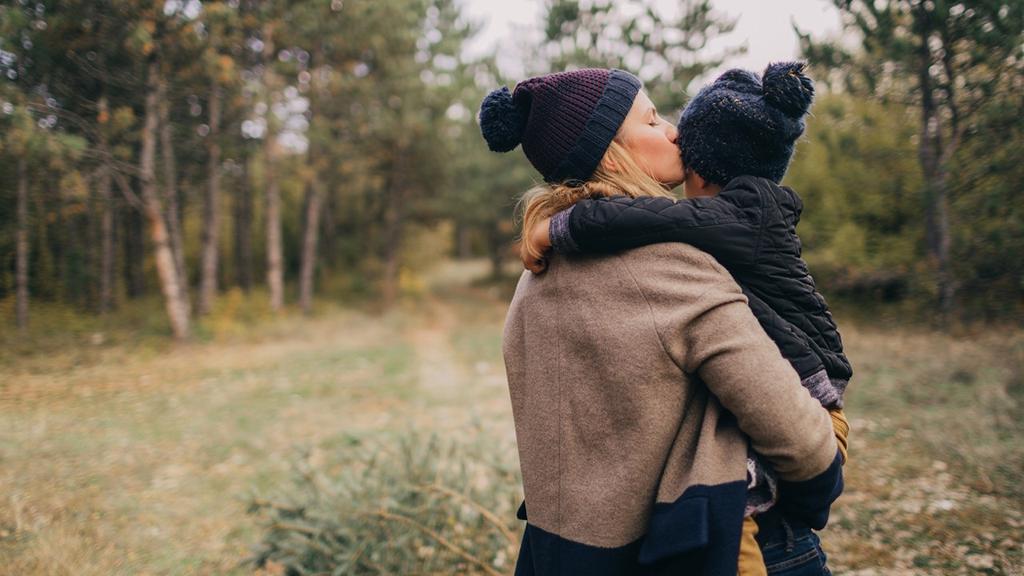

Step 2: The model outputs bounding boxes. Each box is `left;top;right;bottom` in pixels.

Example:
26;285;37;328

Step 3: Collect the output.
616;90;683;187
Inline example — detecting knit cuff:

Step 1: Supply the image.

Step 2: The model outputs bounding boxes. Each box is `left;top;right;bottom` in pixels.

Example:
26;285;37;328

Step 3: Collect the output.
830;377;849;400
802;369;843;409
744;452;779;517
549;205;580;254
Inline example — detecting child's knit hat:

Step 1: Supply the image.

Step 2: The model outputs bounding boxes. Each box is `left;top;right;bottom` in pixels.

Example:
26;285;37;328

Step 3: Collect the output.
478;68;641;184
678;61;814;186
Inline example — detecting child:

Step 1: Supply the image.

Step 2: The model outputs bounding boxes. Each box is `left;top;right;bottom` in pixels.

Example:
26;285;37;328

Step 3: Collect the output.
525;62;851;575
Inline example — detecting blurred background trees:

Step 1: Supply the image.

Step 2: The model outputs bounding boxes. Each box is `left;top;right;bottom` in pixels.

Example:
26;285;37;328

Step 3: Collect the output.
1;0;1021;339
798;0;1024;318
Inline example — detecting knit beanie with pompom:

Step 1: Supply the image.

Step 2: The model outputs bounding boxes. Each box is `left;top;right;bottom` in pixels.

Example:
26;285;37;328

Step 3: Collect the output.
478;68;641;184
678;61;815;186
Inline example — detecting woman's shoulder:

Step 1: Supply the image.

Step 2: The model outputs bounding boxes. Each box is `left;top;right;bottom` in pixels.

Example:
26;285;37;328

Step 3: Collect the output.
623;243;738;287
510;244;741;305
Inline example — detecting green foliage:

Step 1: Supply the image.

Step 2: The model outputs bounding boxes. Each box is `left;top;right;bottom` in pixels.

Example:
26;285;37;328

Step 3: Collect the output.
248;432;521;575
1;0;1020;329
786;93;924;300
799;0;1024;318
948;93;1024;320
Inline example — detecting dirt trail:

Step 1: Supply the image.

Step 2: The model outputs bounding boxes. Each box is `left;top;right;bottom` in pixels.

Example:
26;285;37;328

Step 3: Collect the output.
410;295;464;394
0;261;519;575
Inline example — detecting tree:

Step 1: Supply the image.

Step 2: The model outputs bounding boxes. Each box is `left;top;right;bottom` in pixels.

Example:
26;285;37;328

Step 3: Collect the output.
445;57;534;280
259;16;286;313
0;0;636;338
784;92;924;300
197;1;242;315
543;0;744;112
0;6;86;328
800;0;1024;316
15;155;28;330
141;57;191;339
282;0;353;314
947;82;1024;319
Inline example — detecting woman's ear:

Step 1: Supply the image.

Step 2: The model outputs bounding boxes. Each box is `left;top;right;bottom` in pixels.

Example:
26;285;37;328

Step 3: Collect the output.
600;155;620;173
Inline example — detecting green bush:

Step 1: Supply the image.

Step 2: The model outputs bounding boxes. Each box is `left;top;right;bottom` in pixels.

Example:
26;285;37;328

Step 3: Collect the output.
246;432;522;575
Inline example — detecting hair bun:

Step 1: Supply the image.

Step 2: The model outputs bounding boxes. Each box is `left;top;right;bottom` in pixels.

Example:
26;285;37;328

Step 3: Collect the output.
479;86;527;153
762;61;814;118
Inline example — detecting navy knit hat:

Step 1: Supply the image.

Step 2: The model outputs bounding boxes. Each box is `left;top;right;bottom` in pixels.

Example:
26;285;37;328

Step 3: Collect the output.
478;68;642;184
678;61;814;186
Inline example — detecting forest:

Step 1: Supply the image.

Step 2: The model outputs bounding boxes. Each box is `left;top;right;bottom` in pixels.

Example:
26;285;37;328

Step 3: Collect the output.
1;1;1022;575
1;0;1021;340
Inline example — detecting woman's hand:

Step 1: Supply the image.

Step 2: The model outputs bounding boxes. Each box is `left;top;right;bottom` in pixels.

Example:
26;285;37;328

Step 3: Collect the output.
521;217;552;274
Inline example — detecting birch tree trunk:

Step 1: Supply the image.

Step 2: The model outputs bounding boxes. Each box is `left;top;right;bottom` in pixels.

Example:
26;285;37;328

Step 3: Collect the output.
264;137;284;312
262;25;284;312
298;54;325;314
158;78;190;311
199;82;222;314
142;60;190;340
16;157;29;331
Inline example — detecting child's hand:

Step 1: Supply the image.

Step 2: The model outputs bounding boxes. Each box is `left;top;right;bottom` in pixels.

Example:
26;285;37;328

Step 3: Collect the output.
521;217;552;274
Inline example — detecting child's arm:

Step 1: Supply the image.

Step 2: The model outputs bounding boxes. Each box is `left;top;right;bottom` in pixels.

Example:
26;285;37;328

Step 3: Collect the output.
550;186;765;268
742;286;845;408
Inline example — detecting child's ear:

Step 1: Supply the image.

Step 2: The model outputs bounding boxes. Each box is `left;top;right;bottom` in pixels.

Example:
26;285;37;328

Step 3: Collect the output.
694;172;708;189
689;170;710;191
600;155;620;173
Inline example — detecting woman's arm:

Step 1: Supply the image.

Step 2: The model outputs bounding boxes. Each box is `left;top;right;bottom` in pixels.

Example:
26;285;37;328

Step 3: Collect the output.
625;243;843;527
625;244;839;482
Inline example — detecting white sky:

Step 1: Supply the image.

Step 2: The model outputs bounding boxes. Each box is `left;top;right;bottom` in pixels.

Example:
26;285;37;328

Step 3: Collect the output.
458;0;844;83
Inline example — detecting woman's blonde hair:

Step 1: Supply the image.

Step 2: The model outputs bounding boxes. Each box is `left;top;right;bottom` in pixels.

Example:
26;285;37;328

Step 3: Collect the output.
518;139;675;264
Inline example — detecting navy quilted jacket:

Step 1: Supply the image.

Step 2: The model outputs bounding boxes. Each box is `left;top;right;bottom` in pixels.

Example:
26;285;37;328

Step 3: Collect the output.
551;176;852;403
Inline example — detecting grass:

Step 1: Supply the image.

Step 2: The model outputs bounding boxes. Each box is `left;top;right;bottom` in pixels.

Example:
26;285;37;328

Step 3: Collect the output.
248;432;522;575
1;260;1022;575
0;300;427;575
821;323;1024;575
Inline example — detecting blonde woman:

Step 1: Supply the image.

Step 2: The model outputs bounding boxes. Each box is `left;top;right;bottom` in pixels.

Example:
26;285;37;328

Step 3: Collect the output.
480;68;843;576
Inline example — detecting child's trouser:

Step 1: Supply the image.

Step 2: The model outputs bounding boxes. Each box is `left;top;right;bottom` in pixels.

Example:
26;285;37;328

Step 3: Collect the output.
736;408;848;576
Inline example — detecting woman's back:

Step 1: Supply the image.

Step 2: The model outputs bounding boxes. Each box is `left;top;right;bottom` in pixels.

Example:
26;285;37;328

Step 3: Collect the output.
504;242;840;575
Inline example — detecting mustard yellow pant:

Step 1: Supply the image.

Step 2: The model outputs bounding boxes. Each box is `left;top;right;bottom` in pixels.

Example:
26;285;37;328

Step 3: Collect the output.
737;409;849;576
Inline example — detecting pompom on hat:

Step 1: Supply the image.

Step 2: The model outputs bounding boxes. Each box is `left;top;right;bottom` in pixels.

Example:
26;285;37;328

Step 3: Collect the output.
479;68;642;184
678;61;815;186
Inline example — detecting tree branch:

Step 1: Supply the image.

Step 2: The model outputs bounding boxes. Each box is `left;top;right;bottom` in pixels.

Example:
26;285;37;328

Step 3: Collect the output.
111;168;145;212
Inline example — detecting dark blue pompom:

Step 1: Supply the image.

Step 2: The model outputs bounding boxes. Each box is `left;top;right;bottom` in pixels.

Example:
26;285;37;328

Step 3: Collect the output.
762;61;814;118
479;86;527;153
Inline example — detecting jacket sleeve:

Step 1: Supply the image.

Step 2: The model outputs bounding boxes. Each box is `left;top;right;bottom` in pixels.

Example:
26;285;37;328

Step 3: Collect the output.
553;189;764;267
627;244;840;484
741;286;830;387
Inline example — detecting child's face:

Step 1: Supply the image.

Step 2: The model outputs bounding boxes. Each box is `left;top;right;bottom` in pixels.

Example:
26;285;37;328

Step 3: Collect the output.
617;90;683;187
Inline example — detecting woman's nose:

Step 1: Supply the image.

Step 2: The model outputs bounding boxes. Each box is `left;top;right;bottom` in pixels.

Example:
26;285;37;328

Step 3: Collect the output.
667;123;678;144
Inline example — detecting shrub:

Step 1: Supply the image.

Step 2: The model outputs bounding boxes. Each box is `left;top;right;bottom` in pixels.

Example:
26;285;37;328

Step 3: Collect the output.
246;432;522;575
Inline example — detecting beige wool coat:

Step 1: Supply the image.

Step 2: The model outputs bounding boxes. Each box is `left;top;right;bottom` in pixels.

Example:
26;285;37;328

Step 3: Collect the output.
503;242;842;575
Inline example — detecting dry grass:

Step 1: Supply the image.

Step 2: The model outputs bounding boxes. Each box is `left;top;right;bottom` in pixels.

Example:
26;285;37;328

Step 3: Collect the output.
0;280;513;575
822;322;1024;575
0;262;1021;575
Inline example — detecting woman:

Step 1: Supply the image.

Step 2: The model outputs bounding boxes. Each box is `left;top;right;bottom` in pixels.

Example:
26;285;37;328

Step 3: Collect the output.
480;68;843;575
